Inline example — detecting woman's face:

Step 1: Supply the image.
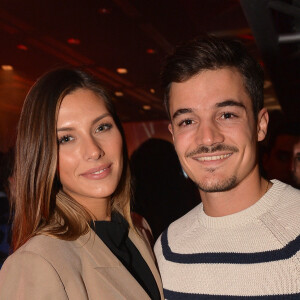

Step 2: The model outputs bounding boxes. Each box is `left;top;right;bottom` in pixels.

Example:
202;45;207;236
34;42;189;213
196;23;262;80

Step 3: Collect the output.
56;88;123;211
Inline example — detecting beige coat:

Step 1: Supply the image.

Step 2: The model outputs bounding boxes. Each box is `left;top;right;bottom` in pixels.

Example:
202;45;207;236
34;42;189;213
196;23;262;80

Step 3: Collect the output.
0;227;164;299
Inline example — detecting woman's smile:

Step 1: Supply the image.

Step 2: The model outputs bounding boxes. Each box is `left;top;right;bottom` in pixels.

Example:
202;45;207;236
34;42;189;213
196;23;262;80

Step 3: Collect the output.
80;163;112;179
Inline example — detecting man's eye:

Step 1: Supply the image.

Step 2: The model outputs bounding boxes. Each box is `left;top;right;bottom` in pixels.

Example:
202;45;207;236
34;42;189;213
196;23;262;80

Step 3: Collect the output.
178;119;194;126
221;112;236;119
58;135;74;145
95;123;112;133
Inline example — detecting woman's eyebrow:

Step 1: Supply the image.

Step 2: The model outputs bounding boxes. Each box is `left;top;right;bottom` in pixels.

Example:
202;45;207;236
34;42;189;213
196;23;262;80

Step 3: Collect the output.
91;113;111;126
57;113;112;132
57;126;74;132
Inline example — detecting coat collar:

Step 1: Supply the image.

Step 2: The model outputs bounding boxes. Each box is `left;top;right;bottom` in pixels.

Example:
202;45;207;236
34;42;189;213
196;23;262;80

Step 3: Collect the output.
76;227;164;299
76;229;121;267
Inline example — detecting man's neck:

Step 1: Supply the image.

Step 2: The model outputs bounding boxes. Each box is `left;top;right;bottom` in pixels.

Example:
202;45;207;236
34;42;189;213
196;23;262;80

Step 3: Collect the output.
200;167;270;217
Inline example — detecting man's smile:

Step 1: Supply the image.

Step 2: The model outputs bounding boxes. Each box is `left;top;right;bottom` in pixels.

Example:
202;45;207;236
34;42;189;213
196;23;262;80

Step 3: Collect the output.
194;153;232;162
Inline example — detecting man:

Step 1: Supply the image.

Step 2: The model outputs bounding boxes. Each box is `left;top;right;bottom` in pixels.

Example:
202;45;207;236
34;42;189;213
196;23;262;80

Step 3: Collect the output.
262;120;300;186
292;138;300;188
154;36;300;298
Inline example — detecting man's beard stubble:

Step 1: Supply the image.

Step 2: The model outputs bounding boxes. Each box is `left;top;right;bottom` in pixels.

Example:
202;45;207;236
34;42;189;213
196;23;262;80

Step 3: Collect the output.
196;175;237;193
186;143;239;193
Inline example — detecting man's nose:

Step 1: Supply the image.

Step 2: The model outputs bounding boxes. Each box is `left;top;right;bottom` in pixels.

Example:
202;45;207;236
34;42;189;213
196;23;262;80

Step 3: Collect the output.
195;120;224;146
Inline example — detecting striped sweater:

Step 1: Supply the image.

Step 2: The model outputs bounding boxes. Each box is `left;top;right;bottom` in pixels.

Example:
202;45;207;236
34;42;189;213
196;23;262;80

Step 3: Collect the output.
154;180;300;299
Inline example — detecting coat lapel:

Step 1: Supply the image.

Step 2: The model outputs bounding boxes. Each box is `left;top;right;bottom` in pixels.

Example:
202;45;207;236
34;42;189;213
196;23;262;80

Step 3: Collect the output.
77;230;121;267
76;230;153;299
129;228;164;299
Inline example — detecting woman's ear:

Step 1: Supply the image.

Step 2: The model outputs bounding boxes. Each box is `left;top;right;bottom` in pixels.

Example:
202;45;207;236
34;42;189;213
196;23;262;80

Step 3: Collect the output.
257;108;269;142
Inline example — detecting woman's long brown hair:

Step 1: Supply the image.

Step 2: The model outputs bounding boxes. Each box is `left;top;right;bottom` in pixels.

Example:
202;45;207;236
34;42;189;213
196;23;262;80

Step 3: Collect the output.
11;68;132;251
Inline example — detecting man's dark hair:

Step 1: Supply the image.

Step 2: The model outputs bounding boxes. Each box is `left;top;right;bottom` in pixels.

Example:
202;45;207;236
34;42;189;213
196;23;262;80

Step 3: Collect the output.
161;35;264;120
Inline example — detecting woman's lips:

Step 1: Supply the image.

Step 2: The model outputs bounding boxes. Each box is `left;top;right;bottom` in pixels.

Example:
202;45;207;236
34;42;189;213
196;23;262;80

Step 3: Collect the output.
80;164;112;180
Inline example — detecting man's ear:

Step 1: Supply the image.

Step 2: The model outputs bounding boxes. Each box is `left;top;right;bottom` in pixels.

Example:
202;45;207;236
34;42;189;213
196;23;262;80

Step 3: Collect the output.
168;123;174;141
257;108;269;142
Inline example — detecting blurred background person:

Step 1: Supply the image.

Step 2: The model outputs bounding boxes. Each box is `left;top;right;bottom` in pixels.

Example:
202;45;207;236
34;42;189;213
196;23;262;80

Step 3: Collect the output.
262;110;300;187
292;138;300;188
131;138;200;241
0;148;14;267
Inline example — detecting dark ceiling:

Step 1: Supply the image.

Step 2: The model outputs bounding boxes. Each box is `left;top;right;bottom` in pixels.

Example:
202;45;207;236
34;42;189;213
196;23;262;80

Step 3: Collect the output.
0;0;299;151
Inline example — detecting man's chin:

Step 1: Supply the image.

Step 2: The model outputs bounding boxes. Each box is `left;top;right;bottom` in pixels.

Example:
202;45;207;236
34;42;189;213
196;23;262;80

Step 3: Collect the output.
196;176;237;193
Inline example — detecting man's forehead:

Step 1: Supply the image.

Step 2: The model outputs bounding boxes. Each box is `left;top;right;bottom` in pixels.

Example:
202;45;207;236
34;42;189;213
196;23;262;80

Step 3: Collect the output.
169;71;249;116
169;68;247;98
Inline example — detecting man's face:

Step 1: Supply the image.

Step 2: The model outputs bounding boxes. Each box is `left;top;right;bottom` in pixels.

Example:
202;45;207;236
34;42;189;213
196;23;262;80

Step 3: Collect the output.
168;68;267;193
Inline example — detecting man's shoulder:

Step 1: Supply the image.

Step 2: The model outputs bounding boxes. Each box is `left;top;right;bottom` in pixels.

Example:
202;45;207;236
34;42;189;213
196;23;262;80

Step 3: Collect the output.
168;204;201;237
271;180;300;208
270;180;300;228
154;204;201;253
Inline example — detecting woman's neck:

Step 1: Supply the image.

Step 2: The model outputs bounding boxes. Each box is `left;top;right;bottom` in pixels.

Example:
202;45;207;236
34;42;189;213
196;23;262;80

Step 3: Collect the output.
61;188;112;221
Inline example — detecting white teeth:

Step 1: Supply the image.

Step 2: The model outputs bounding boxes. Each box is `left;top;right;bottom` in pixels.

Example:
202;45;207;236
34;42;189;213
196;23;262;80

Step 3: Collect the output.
196;153;231;161
91;168;106;174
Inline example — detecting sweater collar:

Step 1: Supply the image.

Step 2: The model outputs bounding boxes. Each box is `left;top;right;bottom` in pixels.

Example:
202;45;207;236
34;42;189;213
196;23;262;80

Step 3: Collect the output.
198;180;287;229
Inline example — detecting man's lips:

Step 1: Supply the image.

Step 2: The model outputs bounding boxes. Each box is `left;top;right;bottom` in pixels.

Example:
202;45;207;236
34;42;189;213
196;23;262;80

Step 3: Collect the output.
194;153;232;162
186;144;239;158
80;164;111;176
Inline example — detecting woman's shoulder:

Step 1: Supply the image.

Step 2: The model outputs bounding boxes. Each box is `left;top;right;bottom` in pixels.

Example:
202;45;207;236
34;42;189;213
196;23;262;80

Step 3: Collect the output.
0;235;71;299
1;236;66;274
2;234;82;272
16;234;75;256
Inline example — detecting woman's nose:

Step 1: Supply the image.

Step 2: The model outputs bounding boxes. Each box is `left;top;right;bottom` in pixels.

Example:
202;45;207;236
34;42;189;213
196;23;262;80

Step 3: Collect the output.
83;136;104;160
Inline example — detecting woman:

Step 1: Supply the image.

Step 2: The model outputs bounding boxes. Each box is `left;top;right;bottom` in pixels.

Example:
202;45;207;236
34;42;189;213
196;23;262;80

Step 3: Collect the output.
0;68;163;299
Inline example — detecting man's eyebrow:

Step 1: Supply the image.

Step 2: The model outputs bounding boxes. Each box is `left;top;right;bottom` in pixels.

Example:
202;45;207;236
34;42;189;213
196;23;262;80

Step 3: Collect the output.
57;113;111;132
172;108;194;120
216;100;246;109
171;100;245;120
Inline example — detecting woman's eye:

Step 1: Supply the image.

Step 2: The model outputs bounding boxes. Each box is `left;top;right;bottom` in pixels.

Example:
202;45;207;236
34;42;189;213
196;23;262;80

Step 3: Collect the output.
95;123;112;133
58;135;74;145
178;119;194;127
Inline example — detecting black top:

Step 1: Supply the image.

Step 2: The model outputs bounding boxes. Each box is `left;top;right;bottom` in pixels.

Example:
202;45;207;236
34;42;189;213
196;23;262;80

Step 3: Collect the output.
92;213;160;300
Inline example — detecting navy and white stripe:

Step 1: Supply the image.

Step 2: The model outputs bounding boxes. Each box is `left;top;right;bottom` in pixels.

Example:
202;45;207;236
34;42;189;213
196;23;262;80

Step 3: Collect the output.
161;229;300;264
163;289;300;300
154;181;300;299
